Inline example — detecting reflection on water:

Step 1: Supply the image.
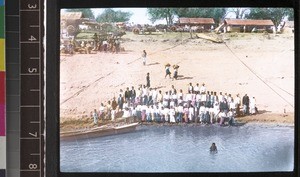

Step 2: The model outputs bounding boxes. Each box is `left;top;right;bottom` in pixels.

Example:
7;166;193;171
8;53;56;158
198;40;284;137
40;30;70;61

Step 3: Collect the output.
60;124;294;172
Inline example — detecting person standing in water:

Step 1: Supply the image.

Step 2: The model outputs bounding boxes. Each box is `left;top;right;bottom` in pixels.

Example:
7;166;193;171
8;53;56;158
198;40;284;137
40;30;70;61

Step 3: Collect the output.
210;143;218;153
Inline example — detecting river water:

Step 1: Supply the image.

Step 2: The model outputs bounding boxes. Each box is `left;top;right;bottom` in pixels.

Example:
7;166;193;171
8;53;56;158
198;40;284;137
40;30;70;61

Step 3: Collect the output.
60;124;294;172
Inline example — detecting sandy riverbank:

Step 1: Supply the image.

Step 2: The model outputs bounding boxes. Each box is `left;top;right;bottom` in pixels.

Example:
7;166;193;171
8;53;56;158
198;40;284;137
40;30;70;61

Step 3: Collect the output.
60;32;294;130
60;112;294;132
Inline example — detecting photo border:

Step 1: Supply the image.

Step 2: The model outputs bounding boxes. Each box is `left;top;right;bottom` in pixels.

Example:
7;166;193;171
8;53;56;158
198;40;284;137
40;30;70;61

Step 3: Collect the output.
46;0;299;177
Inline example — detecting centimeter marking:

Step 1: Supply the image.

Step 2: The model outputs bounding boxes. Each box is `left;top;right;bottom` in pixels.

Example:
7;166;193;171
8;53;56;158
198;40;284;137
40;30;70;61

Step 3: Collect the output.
20;0;44;177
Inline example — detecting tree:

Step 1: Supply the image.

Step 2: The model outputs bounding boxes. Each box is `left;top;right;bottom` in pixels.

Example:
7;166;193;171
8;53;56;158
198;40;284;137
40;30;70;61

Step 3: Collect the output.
245;8;292;28
147;8;177;25
175;8;227;24
147;8;227;25
285;8;294;20
96;8;132;23
65;8;95;19
225;8;250;19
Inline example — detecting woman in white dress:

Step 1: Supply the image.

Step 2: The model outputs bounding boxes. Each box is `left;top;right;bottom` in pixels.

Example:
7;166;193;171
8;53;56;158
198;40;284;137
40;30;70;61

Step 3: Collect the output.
250;96;256;115
188;105;195;122
164;107;170;122
169;106;176;123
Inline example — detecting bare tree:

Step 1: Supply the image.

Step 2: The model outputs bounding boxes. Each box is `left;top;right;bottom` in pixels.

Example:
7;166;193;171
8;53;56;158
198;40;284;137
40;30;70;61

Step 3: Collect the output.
225;8;250;19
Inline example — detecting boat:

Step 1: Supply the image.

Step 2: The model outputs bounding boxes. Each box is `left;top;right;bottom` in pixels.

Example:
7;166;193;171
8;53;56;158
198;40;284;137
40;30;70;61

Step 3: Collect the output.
60;122;139;141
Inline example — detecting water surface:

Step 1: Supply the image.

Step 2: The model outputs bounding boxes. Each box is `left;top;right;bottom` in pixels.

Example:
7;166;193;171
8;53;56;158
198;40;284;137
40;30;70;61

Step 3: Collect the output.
60;124;294;172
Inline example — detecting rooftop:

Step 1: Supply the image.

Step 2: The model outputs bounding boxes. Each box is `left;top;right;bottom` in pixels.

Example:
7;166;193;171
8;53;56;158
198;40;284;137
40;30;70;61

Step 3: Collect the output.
61;12;84;20
224;19;274;26
178;18;215;25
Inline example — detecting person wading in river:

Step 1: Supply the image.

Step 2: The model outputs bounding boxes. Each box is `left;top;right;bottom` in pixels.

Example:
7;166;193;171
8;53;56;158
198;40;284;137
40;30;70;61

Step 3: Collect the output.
210;143;218;153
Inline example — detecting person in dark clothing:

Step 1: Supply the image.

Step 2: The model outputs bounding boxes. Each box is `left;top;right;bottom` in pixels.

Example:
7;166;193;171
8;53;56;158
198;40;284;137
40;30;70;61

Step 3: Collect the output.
146;73;150;88
124;87;131;103
92;33;99;50
165;65;171;78
204;110;210;124
143;94;148;106
111;97;118;121
219;100;227;112
210;143;218;153
172;65;179;80
117;94;124;112
173;68;178;80
242;94;250;115
148;88;153;105
130;86;136;104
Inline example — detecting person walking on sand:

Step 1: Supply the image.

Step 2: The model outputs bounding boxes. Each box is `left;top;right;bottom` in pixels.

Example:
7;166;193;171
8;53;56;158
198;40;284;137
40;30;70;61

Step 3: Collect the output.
142;50;147;65
146;73;150;88
165;65;171;78
93;109;99;125
173;67;178;80
172;65;179;80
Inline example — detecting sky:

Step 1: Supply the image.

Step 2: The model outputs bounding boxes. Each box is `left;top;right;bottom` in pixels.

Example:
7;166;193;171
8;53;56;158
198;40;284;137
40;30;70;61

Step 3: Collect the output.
91;8;241;25
92;8;166;25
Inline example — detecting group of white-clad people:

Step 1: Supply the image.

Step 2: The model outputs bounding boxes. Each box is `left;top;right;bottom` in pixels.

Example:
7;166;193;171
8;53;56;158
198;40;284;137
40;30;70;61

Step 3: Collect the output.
92;82;257;125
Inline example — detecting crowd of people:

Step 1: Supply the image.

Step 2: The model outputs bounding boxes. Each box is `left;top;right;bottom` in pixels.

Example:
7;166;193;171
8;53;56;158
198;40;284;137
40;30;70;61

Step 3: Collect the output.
60;33;124;55
92;81;258;126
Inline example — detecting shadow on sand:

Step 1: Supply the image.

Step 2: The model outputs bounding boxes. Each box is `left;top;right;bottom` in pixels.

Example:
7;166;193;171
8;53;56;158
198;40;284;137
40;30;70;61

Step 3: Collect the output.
256;109;271;115
147;62;160;66
237;109;271;117
139;33;162;36
120;50;134;54
152;86;166;90
176;75;193;80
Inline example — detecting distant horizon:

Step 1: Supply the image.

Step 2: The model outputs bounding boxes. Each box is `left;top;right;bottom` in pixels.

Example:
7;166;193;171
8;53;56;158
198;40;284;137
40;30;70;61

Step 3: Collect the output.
62;8;241;25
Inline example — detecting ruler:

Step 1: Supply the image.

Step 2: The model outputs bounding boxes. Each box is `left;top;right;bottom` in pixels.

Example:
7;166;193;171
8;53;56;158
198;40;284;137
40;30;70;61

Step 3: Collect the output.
19;0;44;177
6;0;21;176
